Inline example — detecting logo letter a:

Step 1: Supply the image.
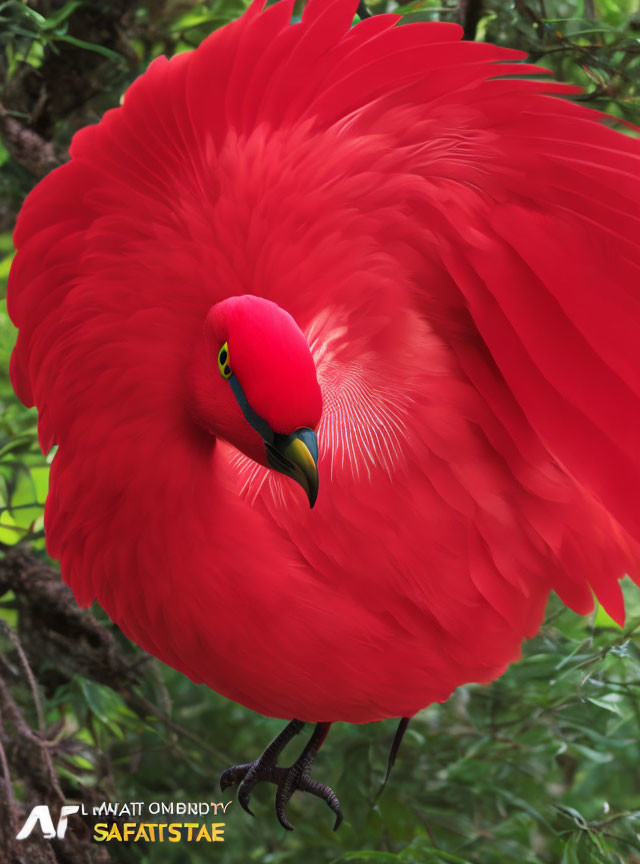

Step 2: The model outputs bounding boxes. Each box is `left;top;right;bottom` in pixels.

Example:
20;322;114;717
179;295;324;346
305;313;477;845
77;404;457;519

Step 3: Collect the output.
16;805;56;840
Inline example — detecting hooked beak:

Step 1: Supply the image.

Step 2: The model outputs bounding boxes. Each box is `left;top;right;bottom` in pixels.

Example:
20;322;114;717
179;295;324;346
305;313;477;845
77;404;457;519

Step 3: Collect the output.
265;427;319;508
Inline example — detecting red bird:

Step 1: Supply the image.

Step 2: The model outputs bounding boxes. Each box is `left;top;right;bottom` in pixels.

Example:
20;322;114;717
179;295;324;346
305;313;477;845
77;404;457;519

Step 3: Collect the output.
7;0;640;831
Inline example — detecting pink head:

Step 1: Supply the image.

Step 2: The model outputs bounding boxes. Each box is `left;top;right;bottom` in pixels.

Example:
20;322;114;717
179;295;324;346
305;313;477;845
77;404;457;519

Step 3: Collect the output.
191;295;322;506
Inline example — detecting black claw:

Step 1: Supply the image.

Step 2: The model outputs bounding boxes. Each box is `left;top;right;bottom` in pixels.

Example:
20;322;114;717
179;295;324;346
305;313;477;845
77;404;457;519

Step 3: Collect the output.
274;768;299;830
275;795;295;831
237;781;256;817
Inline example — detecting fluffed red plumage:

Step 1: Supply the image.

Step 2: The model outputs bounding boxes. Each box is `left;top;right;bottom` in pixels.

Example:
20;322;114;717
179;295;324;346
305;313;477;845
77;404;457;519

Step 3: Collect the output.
7;0;640;722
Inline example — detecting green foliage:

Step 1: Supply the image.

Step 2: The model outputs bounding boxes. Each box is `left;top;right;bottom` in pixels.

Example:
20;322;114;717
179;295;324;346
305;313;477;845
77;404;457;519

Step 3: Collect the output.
0;235;45;546
37;589;636;864
0;0;111;76
482;0;640;126
391;0;640;124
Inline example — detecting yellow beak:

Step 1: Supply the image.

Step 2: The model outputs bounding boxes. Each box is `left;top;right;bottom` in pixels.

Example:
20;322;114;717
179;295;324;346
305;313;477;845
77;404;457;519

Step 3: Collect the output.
265;427;319;508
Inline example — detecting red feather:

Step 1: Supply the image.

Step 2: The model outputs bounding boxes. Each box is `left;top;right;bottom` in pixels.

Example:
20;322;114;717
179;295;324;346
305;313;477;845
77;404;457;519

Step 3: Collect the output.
7;0;640;722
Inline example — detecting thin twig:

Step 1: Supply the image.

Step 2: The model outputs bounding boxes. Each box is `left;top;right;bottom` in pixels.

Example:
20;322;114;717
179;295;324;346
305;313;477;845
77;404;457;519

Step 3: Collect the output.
0;619;45;733
0;714;17;839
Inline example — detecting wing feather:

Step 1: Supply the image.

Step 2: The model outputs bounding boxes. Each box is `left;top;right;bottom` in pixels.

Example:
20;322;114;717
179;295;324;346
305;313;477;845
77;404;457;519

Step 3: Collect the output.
7;0;640;718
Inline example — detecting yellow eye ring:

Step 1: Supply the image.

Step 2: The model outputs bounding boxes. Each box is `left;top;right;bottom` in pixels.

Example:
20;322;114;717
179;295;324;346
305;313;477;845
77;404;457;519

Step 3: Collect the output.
217;342;232;379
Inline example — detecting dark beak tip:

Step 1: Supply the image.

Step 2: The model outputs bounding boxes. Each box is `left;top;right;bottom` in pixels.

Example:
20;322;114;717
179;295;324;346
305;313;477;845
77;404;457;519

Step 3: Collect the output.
265;427;319;509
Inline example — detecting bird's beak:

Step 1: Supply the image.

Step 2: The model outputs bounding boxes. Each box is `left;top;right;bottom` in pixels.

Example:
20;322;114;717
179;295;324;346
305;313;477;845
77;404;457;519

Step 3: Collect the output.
265;427;319;508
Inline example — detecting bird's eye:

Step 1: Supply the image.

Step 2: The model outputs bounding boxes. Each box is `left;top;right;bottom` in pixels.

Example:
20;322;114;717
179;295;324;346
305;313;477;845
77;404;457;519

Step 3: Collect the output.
218;342;232;379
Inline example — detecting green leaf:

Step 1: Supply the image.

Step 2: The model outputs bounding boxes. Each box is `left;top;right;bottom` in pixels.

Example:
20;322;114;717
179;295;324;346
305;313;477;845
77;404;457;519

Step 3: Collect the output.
40;1;83;32
0;510;25;544
30;465;49;502
560;834;582;864
6;466;41;528
586;695;622;715
476;12;498;42
341;853;401;863
78;679;128;741
593;604;622;629
571;743;614;764
556;805;589;830
52;34;123;61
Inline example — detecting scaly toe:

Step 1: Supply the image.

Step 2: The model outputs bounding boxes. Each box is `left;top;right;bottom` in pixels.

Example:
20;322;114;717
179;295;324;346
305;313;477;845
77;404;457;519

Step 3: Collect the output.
219;762;252;792
299;775;343;830
272;768;342;832
274;773;298;830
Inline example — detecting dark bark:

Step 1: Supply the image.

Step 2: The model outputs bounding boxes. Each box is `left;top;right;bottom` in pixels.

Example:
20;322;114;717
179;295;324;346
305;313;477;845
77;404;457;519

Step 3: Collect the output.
0;543;229;862
0;103;64;177
457;0;484;40
0;544;143;863
3;2;138;141
0;544;141;690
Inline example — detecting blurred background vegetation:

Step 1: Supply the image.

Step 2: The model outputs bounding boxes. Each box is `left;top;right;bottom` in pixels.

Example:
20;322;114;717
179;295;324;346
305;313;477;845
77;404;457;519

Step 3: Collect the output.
1;1;640;862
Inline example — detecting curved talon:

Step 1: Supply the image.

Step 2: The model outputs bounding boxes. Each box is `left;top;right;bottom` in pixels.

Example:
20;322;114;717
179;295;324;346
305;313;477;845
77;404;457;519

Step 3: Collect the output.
275;789;295;831
274;768;299;830
237;778;256;817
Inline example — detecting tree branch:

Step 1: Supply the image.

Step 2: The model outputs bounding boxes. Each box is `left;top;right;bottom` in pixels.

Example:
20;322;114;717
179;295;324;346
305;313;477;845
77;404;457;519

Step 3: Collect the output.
457;0;484;40
0;103;64;178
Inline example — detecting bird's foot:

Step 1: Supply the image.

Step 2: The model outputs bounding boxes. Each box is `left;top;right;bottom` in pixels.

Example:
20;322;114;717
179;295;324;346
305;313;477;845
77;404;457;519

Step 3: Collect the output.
220;719;342;831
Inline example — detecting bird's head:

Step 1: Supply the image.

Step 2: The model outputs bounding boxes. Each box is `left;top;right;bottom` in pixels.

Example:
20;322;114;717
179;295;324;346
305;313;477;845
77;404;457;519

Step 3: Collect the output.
191;295;322;507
